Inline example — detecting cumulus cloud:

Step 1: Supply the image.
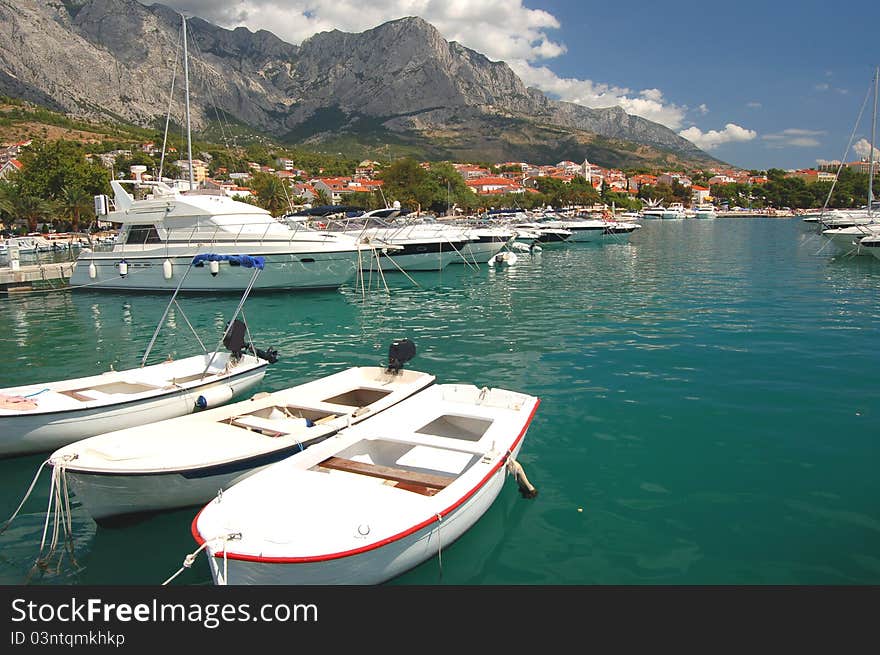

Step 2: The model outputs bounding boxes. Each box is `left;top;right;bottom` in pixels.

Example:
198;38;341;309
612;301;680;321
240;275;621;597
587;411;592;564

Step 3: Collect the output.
853;138;880;161
148;1;725;132
762;128;825;148
679;123;757;150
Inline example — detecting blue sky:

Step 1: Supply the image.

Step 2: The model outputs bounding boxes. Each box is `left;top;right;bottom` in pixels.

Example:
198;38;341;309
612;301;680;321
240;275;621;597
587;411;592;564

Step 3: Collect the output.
153;0;879;171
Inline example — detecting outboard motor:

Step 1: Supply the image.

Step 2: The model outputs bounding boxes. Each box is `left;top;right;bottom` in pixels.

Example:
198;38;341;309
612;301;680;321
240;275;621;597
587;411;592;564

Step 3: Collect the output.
387;338;416;374
223;319;248;360
249;345;279;364
224;319;280;364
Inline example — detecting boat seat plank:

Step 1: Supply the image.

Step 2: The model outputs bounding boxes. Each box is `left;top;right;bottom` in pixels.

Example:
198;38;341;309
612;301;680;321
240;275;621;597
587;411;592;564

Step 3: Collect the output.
59;390;94;402
318;456;454;490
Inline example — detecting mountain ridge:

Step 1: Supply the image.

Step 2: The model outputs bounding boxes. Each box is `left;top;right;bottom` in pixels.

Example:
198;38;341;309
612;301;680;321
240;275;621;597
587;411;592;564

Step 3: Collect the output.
0;0;723;168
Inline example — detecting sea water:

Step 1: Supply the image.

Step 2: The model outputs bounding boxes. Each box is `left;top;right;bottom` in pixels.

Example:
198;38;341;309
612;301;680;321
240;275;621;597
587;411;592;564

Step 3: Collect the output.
0;217;878;585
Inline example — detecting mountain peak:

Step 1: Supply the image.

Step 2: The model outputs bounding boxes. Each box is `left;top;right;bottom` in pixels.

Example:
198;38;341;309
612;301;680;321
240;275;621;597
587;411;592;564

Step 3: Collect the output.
0;0;719;168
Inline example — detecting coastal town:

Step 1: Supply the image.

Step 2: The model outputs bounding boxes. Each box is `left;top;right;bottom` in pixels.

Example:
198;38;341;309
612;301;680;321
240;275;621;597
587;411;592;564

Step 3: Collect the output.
1;134;873;238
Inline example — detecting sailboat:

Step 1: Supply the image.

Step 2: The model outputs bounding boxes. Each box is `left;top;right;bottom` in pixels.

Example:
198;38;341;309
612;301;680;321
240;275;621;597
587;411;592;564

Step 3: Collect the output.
821;66;879;256
68;14;366;292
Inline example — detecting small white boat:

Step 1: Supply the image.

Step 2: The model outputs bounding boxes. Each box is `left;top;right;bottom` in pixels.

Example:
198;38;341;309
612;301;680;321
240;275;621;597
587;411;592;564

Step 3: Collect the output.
859;233;880;260
693;204;718;219
540;215;641;243
192;382;540;585
49;345;434;524
514;222;571;243
0;254;275;457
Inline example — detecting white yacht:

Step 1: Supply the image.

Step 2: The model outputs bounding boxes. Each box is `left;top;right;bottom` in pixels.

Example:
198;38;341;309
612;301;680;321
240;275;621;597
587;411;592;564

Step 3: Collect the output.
539;215;640;242
821;223;880;256
858;233;880;260
640;205;682;219
68;180;366;291
693;204;718;219
309;209;477;272
68;15;365;293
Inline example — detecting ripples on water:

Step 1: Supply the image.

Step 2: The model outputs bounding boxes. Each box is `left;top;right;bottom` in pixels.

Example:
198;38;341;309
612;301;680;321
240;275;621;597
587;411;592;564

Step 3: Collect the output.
1;217;879;585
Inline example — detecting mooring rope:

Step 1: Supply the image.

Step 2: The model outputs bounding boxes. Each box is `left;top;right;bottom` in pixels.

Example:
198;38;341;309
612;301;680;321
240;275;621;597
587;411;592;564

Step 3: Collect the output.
162;532;241;585
34;456;78;573
435;513;443;581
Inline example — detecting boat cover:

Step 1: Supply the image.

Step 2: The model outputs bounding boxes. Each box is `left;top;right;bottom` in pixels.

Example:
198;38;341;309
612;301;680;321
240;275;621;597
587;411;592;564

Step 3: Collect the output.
190;254;265;269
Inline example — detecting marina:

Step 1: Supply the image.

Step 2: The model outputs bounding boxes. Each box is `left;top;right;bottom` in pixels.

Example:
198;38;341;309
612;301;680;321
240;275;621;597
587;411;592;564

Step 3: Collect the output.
0;216;878;585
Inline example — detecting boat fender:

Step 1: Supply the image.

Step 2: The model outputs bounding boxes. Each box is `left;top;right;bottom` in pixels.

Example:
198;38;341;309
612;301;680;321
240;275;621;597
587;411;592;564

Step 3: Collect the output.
196;385;234;410
163;259;173;280
209;260;220;276
118;259;128;277
507;458;538;499
88;261;97;279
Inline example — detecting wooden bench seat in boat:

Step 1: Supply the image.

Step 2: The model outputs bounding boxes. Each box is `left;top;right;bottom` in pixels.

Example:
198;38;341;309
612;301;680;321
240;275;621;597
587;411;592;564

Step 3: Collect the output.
59;381;163;402
318;456;455;493
228;412;341;437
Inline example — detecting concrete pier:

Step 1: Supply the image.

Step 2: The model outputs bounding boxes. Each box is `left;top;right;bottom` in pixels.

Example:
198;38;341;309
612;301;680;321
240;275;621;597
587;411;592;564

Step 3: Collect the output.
0;261;75;293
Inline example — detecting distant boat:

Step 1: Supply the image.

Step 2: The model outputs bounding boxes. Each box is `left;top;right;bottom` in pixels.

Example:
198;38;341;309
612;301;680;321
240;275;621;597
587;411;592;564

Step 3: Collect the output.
539;215;641;242
693;204;718;219
640;201;686;219
820;65;877;254
192;382;540;585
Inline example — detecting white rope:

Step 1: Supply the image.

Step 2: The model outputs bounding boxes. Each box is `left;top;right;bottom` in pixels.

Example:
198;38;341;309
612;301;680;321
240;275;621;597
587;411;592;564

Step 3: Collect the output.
435;513;443;580
162;532;240;585
33;456;78;573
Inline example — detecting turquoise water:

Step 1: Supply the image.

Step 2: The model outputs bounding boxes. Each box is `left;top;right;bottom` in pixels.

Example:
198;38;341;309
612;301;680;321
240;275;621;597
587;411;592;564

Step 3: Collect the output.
1;217;878;585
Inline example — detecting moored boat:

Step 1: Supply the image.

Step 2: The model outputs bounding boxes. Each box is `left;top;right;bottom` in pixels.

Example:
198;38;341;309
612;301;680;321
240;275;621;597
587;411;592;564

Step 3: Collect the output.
191;382;540;585
49;342;432;524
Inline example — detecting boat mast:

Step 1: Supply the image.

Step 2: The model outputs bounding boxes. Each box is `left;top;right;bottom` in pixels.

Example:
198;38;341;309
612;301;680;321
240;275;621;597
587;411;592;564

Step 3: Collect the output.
869;65;878;217
182;14;195;191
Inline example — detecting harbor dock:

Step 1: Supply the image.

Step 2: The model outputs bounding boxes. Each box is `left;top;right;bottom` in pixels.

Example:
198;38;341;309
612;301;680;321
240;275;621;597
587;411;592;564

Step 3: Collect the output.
0;261;75;293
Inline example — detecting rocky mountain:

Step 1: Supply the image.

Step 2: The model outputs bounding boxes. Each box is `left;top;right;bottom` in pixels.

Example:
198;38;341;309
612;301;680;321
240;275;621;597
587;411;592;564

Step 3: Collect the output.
0;0;722;168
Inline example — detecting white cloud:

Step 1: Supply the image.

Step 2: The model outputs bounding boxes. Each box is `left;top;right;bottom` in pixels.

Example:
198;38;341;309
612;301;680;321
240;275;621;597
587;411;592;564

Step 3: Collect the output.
746;101;762;109
853;138;880;161
697;103;709;115
678;123;757;150
762;129;825;148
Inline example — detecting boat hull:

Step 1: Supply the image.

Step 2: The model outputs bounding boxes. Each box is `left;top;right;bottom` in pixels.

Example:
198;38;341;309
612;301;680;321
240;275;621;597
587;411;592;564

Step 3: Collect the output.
458;238;508;264
822;228;878;256
0;364;266;457
61;446;299;522
69;249;361;291
360;245;468;271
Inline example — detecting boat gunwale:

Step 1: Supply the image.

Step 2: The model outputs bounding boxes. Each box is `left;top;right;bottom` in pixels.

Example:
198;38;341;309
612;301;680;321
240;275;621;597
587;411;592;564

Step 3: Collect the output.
0;359;267;420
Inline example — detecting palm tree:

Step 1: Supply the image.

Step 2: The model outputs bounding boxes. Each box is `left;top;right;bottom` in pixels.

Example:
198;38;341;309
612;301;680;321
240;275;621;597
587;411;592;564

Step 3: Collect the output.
0;182;14;225
59;185;93;233
314;188;331;207
251;172;291;216
15;193;57;233
0;181;55;233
